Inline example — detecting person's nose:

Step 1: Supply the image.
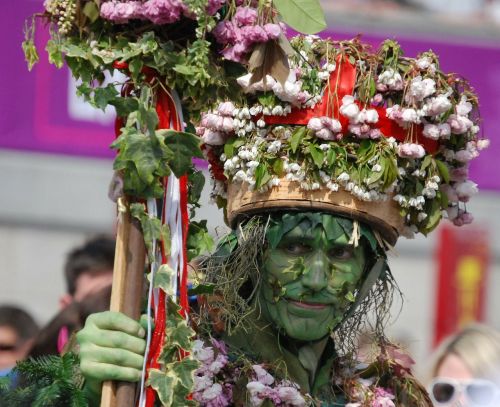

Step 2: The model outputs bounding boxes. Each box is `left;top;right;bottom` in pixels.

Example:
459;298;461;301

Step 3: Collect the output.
301;251;328;292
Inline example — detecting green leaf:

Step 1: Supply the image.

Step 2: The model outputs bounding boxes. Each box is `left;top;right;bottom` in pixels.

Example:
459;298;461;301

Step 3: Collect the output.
326;148;337;166
309;144;325;167
148;369;176;407
224;136;239;159
435;159;450;183
129;58;144;81
46;40;63;68
420;154;432;171
110;97;139;117
188;284;215;295
254;163;271;189
187;220;214;261
272;158;285;177
153;264;176;295
22;39;39;71
290;127;306;153
168;320;195;350
93;85;119;111
274;0;326;34
322;216;344;241
171;358;199;389
161;130;203;177
82;1;100;22
188;170;205;206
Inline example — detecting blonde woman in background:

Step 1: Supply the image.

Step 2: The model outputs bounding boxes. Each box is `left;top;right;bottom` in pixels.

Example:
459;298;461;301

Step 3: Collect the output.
427;323;500;406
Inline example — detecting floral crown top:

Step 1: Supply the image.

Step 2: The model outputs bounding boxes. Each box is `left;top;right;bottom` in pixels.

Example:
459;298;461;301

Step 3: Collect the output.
200;35;489;240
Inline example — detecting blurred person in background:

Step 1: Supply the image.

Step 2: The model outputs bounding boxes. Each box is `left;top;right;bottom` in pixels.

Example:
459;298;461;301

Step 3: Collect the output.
0;305;39;377
26;235;115;358
59;235;115;309
427;323;500;406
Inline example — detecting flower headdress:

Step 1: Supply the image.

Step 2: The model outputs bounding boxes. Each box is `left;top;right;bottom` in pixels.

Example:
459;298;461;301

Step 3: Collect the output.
200;36;488;244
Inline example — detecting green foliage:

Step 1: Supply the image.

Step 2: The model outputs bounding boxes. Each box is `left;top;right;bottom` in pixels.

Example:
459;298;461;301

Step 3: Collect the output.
1;353;87;406
131;202;170;261
148;298;200;407
273;0;327;34
187;220;214;261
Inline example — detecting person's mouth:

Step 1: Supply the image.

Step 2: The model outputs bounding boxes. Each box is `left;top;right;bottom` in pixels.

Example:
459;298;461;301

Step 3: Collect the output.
287;299;330;310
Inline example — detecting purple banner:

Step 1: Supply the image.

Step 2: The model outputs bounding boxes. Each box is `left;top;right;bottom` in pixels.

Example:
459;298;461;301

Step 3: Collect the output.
1;2;499;190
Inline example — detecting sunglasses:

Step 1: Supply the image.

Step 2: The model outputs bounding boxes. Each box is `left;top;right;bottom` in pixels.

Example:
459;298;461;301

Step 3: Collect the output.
428;378;500;406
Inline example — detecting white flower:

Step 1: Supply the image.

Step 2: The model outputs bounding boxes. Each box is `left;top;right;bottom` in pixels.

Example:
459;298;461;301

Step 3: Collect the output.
327;182;339;191
363;109;379;123
337;172;350;183
477;139;490;150
377;68;403;90
416;56;432;70
202;383;223;401
456;95;473;116
372;164;382;172
233;170;247;182
401;108;420;124
448;114;473;134
193;375;213;392
267;140;282;154
271;105;284;115
422;124;440;140
339;96;360;120
250;105;263;116
277;386;306;406
317;71;330;80
427;94;452;116
307;117;323;131
406;76;436;103
417;212;428;222
455;180;478;201
193;346;214;363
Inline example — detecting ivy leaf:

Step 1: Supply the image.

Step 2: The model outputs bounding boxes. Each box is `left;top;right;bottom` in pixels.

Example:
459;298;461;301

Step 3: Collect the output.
171;358;199;390
22;38;39;71
147;369;176;407
322;216;344;241
326;148;337;167
187;220;214;261
153;264;176;296
273;0;326;34
130;202;163;260
93;85;119;111
46;40;63;68
109;97;139;117
161;130;203;177
129;58;144;82
168;320;195;350
188;170;205;206
290;127;306;153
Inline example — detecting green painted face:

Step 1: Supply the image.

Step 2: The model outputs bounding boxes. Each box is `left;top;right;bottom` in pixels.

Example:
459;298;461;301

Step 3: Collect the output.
259;215;367;341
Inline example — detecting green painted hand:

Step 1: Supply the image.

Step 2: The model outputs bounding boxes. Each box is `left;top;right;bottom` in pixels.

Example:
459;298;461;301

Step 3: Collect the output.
76;311;147;402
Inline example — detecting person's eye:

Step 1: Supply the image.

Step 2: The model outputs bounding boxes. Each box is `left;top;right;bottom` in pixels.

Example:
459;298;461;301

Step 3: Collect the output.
283;242;312;255
328;246;354;260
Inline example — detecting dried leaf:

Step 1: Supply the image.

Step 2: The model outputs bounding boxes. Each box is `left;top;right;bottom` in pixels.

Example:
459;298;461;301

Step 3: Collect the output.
249;40;290;86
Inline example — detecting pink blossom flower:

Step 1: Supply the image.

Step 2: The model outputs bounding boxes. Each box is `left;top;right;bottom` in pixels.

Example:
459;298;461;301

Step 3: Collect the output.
213;21;240;43
455;180;478;202
448;114;473;134
401;108;419;124
100;1;143;23
377;68;403;91
453;210;474;226
455;149;474;163
372;93;384;104
233;6;258;26
373;387;395;407
427;94;452;115
321;117;342;132
316;128;335;140
206;0;226;15
241;25;268;43
202;129;226;146
369;128;382;139
339;95;360;120
450;166;469;182
405;76;436;103
252;365;275;386
423;124;440;140
307;117;323;131
440;184;459;202
277;386;306;406
476;139;490;150
141;0;186;24
397;143;425;159
201;383;230;407
217;101;236;116
263;23;282;39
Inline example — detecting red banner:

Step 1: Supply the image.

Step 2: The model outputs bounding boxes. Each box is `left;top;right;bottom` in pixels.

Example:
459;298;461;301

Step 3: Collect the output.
434;225;491;346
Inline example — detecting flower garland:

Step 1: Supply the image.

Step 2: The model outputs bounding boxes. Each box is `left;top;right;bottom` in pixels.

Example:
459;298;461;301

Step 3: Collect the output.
200;36;489;237
187;336;430;406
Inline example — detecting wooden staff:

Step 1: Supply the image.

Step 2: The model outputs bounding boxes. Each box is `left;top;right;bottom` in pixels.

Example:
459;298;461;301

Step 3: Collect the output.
101;198;146;407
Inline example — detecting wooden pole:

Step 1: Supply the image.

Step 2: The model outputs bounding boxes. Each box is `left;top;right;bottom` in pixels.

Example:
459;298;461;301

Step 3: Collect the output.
101;199;146;407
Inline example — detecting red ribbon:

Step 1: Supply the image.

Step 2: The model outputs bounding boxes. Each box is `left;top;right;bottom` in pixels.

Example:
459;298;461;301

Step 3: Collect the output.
264;55;438;153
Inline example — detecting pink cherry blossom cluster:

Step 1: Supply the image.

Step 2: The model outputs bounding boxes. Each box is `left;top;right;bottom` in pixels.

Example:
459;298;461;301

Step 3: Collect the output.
212;6;283;63
339;95;381;139
99;0;227;24
246;365;307;407
307;116;342;140
197;102;236;146
192;339;233;407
